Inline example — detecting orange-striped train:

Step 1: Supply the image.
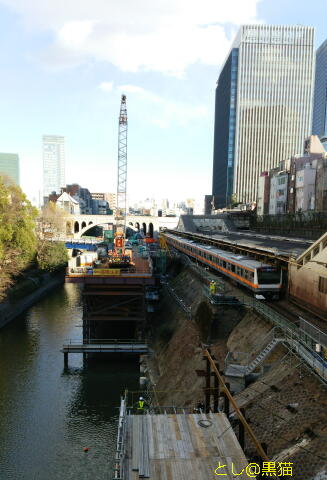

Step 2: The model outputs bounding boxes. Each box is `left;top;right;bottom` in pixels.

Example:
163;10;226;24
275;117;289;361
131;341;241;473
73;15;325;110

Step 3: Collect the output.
164;233;282;300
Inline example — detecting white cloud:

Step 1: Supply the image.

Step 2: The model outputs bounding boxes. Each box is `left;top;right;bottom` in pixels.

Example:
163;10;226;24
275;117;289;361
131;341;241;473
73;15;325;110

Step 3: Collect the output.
0;0;262;75
99;81;114;92
58;20;95;48
117;85;162;104
115;83;209;127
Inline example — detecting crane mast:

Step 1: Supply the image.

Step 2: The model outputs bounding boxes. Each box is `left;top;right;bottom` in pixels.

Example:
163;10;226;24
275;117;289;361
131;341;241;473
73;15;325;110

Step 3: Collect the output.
115;94;128;254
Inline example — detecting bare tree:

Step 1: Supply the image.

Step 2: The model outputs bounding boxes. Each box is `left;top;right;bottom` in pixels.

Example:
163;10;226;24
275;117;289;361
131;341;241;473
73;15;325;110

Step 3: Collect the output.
37;201;70;240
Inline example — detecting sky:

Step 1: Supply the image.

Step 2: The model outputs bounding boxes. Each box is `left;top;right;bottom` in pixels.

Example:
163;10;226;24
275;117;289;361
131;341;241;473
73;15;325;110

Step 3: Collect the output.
0;0;326;206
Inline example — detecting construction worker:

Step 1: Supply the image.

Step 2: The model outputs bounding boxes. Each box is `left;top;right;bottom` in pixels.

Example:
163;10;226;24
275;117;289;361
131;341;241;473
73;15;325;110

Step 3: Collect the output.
135;396;148;414
209;280;216;295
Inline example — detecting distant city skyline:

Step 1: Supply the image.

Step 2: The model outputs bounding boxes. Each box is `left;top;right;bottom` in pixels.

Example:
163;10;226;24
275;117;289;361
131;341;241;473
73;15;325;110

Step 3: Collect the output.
0;1;327;206
212;24;315;207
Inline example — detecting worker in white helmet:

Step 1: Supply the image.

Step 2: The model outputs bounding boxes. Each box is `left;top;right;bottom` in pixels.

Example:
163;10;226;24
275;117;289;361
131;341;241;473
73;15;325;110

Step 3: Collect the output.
135;396;148;414
209;280;216;295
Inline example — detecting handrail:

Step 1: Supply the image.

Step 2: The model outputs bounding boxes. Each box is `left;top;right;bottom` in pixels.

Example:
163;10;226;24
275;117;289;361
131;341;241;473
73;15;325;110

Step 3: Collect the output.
299;317;327;348
113;392;128;480
203;289;327;382
64;338;146;345
218;295;327;383
162;280;192;319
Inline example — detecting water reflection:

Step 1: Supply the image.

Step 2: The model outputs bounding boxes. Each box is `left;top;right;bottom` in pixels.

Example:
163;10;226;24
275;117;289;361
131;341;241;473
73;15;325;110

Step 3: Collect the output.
0;283;139;479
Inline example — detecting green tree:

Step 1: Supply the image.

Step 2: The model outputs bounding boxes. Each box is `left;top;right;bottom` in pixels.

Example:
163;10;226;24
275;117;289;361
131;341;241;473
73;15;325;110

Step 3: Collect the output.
0;176;38;298
36;202;70;272
230;193;238;208
37;241;68;272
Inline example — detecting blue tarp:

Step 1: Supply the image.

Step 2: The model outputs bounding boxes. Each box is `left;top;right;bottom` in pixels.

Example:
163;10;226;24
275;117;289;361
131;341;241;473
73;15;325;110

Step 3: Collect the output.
65;242;97;251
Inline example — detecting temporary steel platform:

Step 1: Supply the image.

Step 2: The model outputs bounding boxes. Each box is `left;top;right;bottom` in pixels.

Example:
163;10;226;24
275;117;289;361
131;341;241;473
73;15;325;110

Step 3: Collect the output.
113;402;250;480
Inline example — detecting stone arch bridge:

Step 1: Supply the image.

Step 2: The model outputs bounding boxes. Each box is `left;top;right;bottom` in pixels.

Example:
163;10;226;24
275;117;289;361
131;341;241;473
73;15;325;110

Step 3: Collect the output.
65;214;179;239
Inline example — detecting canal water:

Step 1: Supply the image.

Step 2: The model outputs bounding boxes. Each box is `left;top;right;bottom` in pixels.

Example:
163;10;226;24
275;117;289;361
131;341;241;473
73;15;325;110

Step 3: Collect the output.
0;284;139;479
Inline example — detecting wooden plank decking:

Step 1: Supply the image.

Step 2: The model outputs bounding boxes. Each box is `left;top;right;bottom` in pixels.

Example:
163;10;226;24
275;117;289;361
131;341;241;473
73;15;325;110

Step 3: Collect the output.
123;413;251;480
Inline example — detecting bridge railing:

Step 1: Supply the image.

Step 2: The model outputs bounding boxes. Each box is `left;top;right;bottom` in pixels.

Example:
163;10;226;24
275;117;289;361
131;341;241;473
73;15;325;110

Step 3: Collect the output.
64;338;146;345
66;266;152;276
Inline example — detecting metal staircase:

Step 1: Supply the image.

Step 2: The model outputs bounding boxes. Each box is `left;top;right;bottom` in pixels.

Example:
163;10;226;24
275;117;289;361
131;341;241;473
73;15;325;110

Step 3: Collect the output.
225;328;285;377
244;337;283;375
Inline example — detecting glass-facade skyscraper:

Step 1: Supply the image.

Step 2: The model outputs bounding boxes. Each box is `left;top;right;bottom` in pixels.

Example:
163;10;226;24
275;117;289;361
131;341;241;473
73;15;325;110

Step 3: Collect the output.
43;135;65;198
0;153;20;184
313;39;327;147
212;25;315;207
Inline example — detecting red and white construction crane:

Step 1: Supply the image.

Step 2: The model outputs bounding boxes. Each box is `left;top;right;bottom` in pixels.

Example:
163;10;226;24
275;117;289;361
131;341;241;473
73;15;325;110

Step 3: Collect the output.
115;94;128;255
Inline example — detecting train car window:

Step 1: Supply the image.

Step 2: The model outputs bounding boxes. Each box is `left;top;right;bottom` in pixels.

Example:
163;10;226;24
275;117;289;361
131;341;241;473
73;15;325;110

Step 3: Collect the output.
223;261;226;268
257;268;280;284
231;264;235;273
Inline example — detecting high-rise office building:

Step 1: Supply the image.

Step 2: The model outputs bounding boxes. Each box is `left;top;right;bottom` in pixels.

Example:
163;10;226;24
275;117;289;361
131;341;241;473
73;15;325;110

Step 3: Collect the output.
313;39;327;147
43;135;65;198
212;25;315;207
0;153;20;184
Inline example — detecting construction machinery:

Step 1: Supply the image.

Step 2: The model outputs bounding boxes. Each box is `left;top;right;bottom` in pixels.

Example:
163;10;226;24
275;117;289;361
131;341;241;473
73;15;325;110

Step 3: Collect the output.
114;94;128;256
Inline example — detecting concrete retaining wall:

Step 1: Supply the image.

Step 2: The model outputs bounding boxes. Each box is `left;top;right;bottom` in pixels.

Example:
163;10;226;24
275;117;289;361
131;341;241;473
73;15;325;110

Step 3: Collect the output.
0;273;65;329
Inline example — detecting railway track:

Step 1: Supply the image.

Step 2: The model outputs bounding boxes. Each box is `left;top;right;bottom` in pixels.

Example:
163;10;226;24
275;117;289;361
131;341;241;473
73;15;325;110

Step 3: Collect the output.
266;299;327;334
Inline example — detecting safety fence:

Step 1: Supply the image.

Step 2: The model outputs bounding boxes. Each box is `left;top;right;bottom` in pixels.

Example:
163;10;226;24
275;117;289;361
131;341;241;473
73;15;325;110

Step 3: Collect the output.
161;279;192;319
64;338;146;345
66;265;153;276
62;339;148;354
192;283;327;383
113;395;128;480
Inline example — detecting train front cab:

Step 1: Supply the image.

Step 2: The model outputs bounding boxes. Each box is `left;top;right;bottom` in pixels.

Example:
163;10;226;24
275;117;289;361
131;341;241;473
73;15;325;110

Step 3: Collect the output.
254;267;282;300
